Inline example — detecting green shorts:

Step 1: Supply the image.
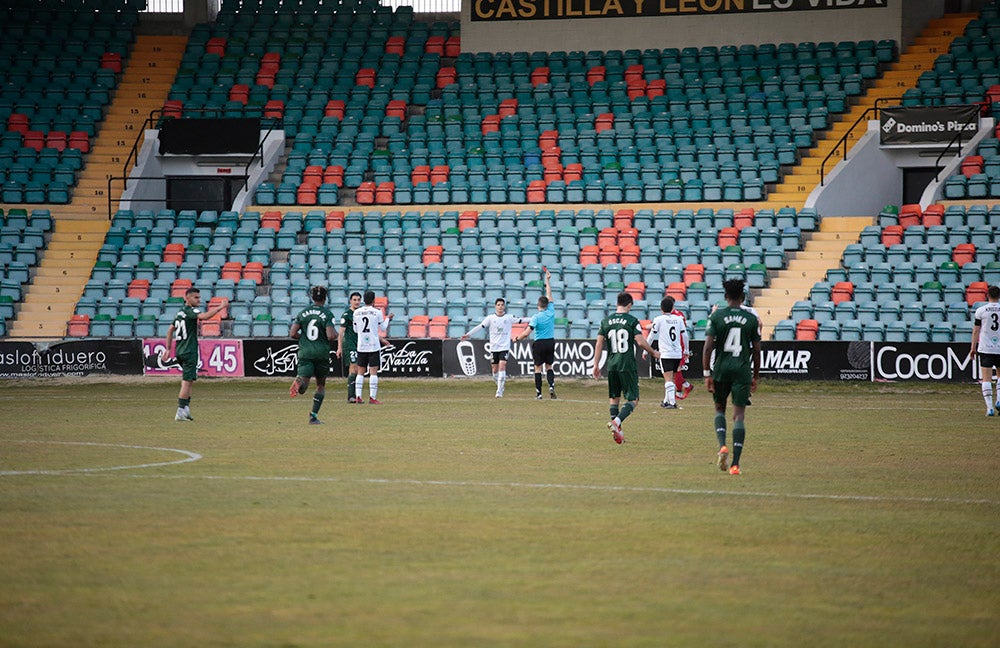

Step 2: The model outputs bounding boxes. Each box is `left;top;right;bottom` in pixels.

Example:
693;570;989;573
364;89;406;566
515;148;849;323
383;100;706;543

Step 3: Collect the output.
341;349;358;372
607;370;640;402
178;352;198;382
712;380;752;407
298;357;330;380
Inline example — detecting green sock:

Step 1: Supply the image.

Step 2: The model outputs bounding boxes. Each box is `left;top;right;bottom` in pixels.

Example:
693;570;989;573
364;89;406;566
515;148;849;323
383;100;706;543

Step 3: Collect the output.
312;392;324;417
179;398;190;408
619;401;635;422
732;421;746;466
714;413;727;447
347;376;355;399
610;405;619;419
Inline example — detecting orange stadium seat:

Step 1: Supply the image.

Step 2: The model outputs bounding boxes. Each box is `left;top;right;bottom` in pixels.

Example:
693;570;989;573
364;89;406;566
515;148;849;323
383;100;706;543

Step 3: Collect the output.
428;316;449;338
408;315;429;338
67;314;90;337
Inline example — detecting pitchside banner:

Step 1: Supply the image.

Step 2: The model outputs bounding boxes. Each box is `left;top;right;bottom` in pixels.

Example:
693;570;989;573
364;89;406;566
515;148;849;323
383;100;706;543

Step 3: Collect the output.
870;342;977;382
879;105;979;146
241;339;441;378
472;0;886;22
0;340;141;378
443;338;653;377
142;338;244;377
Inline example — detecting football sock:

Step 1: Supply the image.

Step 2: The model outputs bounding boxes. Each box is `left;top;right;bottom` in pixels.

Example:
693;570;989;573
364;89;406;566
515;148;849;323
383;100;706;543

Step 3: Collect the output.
355;375;364;400
534;372;542;394
610;404;619;419
179;397;190;408
665;382;676;405
497;370;506;392
732;421;746;466
492;371;498;386
369;375;379;399
312;391;324;416
619;401;635;422
546;369;555;390
714;413;727;447
348;375;355;399
982;381;994;410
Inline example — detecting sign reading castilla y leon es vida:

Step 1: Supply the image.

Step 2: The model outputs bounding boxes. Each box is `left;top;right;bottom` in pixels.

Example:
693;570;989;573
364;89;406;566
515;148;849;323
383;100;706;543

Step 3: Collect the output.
472;0;886;22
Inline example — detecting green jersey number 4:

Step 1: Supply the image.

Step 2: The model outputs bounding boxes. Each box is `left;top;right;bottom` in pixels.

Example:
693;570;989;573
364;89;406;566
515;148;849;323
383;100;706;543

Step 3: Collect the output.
723;327;742;356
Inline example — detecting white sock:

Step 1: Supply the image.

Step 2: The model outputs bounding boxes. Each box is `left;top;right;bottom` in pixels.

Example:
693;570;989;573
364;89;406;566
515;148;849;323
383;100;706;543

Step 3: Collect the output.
982;381;994;411
492;372;498;387
355;375;364;400
665;382;676;405
498;370;506;393
370;375;379;399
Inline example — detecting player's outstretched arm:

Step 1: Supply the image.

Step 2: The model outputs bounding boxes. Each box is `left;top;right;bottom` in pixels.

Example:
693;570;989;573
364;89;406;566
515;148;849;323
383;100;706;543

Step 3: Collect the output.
197;298;228;320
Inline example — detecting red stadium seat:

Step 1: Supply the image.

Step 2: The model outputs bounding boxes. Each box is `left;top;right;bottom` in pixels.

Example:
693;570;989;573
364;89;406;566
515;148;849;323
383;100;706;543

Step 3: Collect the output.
795;319;819;341
67;314;91;337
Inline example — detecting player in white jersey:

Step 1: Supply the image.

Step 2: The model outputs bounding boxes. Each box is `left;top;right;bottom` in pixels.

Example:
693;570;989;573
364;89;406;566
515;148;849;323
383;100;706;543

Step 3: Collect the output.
970;285;1000;416
646;296;690;408
462;298;530;398
352;290;393;404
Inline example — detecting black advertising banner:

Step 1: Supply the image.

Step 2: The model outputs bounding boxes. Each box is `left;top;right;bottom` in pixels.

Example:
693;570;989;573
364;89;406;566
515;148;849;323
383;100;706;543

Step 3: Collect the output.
879;105;979;146
0;340;142;378
242;338;346;378
472;0;886;22
444;338;652;377
376;339;442;376
870;342;976;383
158;118;261;155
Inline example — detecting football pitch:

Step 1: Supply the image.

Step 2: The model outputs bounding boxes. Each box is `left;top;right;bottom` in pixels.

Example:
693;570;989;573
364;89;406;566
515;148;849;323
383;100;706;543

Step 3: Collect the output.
1;377;997;647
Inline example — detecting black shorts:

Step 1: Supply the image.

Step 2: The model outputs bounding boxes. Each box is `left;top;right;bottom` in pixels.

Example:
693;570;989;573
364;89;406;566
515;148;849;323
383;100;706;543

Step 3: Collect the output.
659;358;682;373
979;352;1000;371
356;349;381;369
492;350;509;364
531;338;556;366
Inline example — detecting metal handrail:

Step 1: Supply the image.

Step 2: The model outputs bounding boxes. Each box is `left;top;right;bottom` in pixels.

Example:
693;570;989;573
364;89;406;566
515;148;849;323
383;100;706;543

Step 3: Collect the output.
933;109;980;181
106;108;282;219
819;96;904;186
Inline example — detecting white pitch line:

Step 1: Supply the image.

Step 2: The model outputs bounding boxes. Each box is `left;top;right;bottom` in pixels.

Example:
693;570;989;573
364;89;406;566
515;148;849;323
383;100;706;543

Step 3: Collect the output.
56;471;999;507
0;440;202;475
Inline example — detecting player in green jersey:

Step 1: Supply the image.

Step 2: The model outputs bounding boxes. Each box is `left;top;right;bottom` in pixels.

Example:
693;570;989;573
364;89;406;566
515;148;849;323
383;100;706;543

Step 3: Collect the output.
162;287;228;421
289;286;337;424
592;292;659;444
336;291;362;403
702;279;761;475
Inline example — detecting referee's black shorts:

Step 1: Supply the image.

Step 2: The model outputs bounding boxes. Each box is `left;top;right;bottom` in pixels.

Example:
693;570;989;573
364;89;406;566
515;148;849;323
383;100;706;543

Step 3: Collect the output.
531;338;556;366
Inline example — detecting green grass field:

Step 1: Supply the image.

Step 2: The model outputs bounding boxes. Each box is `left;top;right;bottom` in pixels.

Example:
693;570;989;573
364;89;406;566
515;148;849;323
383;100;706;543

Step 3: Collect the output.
1;377;997;647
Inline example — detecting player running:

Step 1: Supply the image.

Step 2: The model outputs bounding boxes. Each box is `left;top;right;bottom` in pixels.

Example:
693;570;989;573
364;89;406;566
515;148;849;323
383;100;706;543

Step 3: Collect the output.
592;292;659;444
289;286;336;424
702;279;761;475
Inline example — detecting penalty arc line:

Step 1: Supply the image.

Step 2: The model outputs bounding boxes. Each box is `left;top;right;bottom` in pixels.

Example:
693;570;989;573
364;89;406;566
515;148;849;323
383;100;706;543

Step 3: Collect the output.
0;440;202;476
